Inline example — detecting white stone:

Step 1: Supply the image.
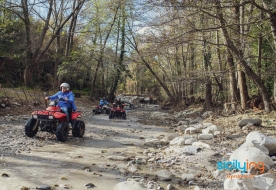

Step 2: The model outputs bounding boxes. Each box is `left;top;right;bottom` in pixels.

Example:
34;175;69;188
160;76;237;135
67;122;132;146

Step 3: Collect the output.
192;142;211;149
113;181;147;190
181;173;195;181
185;138;197;145
156;170;172;181
169;135;192;146
107;155;128;161
185;127;200;134
198;134;214;140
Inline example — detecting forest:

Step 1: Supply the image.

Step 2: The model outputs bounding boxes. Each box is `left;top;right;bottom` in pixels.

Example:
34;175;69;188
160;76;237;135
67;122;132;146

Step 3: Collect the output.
1;0;276;112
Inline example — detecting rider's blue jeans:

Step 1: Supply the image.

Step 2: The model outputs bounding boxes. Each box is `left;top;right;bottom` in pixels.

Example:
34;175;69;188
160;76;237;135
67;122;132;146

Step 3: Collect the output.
61;107;70;123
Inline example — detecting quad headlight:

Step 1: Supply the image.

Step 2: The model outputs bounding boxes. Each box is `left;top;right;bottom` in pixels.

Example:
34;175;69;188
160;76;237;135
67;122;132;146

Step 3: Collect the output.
48;115;54;119
32;114;38;119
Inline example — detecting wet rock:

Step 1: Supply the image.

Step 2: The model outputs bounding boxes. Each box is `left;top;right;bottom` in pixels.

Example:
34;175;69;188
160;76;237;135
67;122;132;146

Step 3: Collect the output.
36;185;51;190
84;183;95;188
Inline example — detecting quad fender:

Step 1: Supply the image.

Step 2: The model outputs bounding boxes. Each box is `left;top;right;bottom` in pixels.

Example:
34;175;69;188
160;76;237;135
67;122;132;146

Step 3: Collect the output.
71;111;82;120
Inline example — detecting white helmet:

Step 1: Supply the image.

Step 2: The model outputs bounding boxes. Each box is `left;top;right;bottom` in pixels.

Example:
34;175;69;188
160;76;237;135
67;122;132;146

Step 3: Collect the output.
60;82;70;90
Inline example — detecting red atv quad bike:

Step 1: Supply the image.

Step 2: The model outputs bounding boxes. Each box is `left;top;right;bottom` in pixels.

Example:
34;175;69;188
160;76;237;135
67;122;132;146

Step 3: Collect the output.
109;103;126;119
24;100;85;142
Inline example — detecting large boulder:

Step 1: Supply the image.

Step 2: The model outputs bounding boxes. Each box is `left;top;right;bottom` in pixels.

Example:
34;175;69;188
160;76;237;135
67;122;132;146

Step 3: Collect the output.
229;147;274;173
246;131;276;155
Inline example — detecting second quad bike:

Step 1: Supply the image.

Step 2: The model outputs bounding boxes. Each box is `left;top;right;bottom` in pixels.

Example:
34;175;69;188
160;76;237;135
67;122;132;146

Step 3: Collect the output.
24;101;85;142
109;103;126;119
92;104;110;114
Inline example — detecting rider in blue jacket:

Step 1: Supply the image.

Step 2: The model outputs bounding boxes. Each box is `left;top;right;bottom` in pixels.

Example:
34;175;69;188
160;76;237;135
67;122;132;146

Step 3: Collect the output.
45;83;76;123
99;97;109;107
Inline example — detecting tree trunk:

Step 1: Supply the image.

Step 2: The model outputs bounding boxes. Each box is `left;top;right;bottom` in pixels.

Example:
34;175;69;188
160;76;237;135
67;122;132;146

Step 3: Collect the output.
203;39;212;109
235;1;249;110
90;3;119;99
216;0;271;112
22;0;32;86
262;1;276;104
226;48;239;109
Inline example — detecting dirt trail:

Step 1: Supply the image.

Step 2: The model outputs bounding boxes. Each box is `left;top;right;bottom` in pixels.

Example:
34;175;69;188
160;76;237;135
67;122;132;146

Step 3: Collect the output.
0;108;179;190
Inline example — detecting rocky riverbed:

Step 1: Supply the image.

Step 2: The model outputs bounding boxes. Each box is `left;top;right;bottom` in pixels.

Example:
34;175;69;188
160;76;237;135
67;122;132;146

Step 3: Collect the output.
1;97;276;190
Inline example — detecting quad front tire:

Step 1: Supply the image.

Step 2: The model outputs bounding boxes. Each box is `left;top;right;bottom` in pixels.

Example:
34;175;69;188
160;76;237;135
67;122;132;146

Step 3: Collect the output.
25;118;38;137
109;111;113;119
72;120;85;137
56;122;69;142
105;108;110;114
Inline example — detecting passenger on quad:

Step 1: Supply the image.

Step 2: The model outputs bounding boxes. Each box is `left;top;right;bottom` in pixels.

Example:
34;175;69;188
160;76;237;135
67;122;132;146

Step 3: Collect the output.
115;97;124;108
45;83;76;124
100;97;109;107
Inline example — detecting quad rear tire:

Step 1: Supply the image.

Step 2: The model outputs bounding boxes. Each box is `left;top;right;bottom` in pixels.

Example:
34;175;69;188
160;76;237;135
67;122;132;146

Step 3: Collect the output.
25;118;38;137
72;120;85;137
56;122;69;142
122;112;126;120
